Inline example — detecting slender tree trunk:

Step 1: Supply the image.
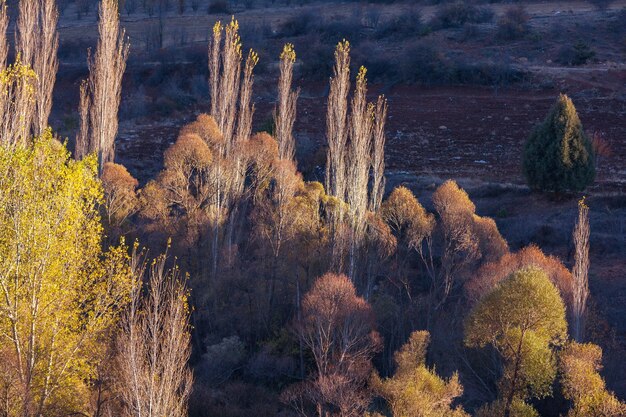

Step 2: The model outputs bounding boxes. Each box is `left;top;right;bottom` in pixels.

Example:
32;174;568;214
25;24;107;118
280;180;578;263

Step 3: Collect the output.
296;281;304;380
369;96;387;213
504;330;526;417
572;198;590;342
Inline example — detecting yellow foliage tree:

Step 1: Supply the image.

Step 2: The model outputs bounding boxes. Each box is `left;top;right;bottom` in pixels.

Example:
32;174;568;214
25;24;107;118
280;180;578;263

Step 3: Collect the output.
0;133;132;417
473;398;539;417
0;59;37;146
560;342;626;417
465;267;568;417
381;186;435;252
372;330;469;417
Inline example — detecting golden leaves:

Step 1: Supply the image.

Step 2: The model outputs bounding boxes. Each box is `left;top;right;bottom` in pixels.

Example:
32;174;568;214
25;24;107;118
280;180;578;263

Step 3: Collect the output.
212;20;223;35
336;38;350;55
280;43;296;63
0;136;132;415
356;65;368;85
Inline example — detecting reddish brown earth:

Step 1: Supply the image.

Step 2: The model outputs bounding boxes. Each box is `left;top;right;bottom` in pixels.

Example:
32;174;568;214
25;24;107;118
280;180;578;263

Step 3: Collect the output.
385;87;624;187
58;0;624;190
289;81;626;191
117;74;626;191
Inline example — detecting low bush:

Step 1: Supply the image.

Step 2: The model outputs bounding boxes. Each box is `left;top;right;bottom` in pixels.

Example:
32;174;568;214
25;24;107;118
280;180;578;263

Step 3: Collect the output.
448;60;526;85
197;336;246;385
374;11;430;40
430;2;494;29
588;0;613;11
497;6;530;40
58;39;92;61
357;54;398;82
246;346;296;383
299;42;334;81
556;41;595;66
208;0;230;14
318;18;363;45
120;86;150;121
400;43;449;84
278;11;316;37
189;382;281;417
399;43;526;86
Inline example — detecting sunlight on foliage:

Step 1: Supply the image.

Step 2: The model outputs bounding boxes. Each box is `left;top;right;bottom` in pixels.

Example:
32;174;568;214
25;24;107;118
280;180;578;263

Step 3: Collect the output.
0;134;132;416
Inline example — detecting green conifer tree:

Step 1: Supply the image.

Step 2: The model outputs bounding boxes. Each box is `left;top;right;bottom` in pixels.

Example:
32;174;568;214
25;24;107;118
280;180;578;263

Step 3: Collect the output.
523;94;594;192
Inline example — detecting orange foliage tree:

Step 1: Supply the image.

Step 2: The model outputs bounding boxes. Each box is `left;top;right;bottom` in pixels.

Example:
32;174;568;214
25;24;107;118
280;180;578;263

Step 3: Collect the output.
283;273;381;417
101;162;139;236
431;180;508;306
466;245;574;316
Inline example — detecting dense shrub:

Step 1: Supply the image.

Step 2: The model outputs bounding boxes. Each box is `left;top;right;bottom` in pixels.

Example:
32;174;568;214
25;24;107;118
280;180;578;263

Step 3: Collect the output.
448;60;525;85
208;0;230;14
556;41;596;66
58;39;92;61
278;12;316;37
431;2;494;29
190;382;282;417
523;94;595;192
318;18;363;45
475;399;539;417
497;5;530;40
246;346;296;383
374;11;430;40
399;43;526;86
299;42;334;80
357;54;397;82
197;336;246;385
588;0;614;11
400;43;449;84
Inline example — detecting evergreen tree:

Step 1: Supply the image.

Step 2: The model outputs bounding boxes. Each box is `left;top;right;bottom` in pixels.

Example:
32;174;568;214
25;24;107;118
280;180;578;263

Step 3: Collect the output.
523;94;594;192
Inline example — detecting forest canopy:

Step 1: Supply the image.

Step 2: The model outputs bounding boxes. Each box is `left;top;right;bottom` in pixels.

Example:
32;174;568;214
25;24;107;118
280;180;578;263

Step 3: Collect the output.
0;2;623;416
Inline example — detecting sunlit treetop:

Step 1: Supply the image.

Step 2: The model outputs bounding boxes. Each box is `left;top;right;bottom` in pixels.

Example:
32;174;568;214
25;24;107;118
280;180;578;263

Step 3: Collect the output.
280;43;296;62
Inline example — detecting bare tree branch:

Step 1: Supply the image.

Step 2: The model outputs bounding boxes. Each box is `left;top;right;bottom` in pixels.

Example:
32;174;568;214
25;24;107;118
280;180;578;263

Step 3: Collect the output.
116;249;193;417
346;66;373;280
78;0;130;169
